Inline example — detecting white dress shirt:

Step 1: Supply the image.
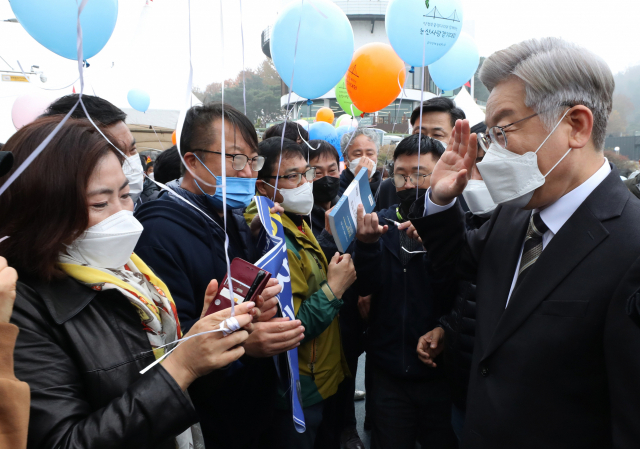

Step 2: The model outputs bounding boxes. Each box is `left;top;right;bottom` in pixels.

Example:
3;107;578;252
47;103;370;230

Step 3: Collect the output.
424;159;612;307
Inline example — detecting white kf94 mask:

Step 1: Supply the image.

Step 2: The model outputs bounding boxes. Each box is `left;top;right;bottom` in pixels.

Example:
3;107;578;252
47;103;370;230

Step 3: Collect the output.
476;109;572;209
64;210;144;269
462;180;497;217
266;181;314;216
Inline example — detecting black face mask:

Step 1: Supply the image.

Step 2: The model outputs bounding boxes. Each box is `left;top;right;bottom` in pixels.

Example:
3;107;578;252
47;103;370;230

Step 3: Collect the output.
396;188;428;219
313;176;340;203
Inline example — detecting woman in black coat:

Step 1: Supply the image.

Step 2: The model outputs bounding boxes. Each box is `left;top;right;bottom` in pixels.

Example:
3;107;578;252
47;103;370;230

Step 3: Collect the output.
0;117;263;449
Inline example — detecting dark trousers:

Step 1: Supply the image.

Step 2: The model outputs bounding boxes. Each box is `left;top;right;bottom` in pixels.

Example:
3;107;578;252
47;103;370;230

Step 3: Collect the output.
370;364;458;449
338;298;368;430
268;400;325;449
267;392;343;449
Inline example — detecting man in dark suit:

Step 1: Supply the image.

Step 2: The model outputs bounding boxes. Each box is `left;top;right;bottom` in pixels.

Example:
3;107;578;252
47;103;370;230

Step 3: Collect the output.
386;37;640;448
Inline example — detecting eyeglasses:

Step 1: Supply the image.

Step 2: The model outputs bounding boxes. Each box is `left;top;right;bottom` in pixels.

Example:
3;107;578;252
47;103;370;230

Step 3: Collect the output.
263;167;317;184
193;149;265;172
392;172;432;188
478;112;539;152
479;106;575;152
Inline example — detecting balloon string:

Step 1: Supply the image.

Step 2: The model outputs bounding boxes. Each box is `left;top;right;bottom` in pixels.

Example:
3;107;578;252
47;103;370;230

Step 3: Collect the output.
276;0;305;200
341;104;362;164
239;0;247;116
151;125;165;151
171;0;218;191
416;27;427;201
391;66;407;135
16;61;30;83
219;0;235;317
0;0;90;198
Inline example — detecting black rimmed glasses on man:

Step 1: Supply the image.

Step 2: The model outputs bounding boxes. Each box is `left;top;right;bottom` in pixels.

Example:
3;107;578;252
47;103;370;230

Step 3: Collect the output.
193;149;265;172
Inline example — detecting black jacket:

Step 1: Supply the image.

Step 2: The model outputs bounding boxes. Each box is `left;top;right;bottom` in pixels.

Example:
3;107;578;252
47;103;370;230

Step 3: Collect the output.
439;212;489;411
134;181;276;449
307;200;340;261
374;177;400;212
140;177;161;203
409;167;640;449
11;275;198;449
353;205;454;380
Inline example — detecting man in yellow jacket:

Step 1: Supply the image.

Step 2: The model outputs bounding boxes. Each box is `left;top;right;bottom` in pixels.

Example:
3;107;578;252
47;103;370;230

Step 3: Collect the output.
245;137;356;449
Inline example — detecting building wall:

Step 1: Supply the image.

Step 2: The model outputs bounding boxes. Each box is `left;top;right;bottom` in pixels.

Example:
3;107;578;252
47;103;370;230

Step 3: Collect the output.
605;136;640;161
350;19;390;49
333;0;388;16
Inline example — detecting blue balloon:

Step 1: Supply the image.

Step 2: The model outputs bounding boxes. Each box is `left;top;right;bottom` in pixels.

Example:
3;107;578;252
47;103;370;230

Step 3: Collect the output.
335;125;357;141
309;121;342;160
386;0;463;67
428;32;479;91
127;89;151;113
270;0;354;100
10;0;118;61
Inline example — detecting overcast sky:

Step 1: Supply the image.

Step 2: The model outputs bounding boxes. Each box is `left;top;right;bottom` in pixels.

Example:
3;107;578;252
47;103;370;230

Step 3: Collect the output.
1;0;639;91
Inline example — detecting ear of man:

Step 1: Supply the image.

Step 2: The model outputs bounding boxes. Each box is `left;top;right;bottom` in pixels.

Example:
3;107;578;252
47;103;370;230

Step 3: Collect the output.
566;106;594;151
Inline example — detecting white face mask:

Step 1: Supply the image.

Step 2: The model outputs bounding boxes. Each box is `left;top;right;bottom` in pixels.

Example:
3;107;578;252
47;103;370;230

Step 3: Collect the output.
462;180;497;217
64;210;143;269
123;154;144;203
476;110;572;209
267;181;314;215
348;157;375;179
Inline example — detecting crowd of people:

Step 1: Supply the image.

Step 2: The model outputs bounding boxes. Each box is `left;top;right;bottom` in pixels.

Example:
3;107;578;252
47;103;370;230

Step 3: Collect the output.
1;36;640;449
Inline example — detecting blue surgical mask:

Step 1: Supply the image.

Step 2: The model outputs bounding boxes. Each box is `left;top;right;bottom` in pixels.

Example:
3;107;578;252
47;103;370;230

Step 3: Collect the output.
193;155;257;210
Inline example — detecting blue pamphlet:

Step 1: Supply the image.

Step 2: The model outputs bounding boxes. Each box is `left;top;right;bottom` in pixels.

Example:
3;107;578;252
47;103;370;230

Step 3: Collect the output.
328;168;376;252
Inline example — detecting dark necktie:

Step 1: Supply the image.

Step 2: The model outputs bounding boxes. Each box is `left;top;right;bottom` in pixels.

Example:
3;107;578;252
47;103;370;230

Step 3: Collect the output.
514;212;549;290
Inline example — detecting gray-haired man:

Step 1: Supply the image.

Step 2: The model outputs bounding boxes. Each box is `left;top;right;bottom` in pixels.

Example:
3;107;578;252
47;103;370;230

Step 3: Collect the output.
339;128;382;197
401;37;640;448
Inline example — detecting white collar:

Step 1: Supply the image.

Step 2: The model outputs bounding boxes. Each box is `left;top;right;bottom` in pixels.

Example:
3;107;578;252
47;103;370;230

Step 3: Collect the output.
538;158;611;235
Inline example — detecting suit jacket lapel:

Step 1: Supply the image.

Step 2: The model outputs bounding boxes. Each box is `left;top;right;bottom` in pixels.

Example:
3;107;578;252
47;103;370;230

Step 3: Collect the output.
479;207;530;341
481;168;627;360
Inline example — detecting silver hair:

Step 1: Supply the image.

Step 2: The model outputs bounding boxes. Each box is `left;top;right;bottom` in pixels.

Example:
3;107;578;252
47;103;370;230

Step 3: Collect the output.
479;37;614;150
340;128;380;157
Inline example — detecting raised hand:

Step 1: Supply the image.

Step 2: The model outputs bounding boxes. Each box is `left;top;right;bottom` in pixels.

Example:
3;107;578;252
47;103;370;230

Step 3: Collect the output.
353;156;376;178
356;204;388;244
163;301;256;390
327;252;357;299
430;119;477;206
324;207;334;235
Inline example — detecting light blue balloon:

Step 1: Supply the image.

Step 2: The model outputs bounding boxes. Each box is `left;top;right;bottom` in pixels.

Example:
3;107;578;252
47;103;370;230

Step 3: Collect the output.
335;125;357;140
127;89;151;113
386;0;463;67
428;32;479;91
335;125;357;161
10;0;118;61
270;0;354;100
309;121;342;160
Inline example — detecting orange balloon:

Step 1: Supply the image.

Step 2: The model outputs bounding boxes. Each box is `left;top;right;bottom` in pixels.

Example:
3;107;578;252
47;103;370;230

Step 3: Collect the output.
171;130;177;145
316;107;335;124
346;43;405;113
